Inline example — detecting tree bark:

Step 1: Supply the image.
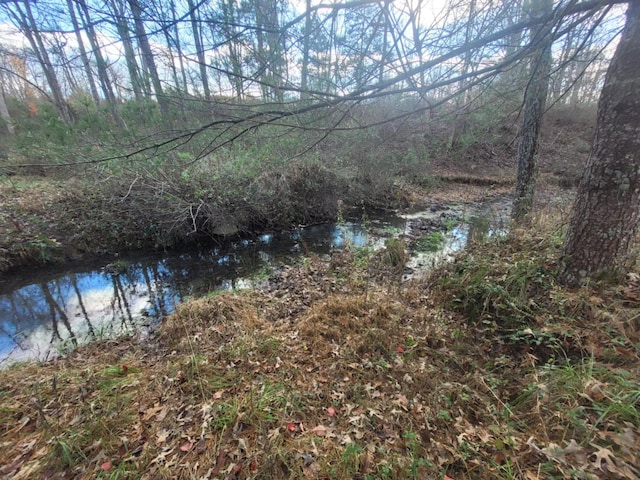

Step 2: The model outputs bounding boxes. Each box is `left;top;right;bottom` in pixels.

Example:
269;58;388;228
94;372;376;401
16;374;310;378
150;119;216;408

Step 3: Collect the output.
66;0;100;104
107;0;144;101
300;0;312;99
448;0;477;151
559;1;640;286
129;0;169;116
0;83;14;136
170;0;189;92
511;0;553;222
187;0;211;100
11;1;75;125
76;0;126;128
220;0;244;99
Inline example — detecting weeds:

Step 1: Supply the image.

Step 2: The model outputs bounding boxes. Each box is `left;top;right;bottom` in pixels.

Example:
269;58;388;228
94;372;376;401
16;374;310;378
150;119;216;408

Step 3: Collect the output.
1;186;638;479
416;231;446;252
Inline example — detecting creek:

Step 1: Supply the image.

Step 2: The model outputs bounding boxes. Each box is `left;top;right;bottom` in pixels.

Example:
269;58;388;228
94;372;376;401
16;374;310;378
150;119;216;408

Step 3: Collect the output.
0;198;511;366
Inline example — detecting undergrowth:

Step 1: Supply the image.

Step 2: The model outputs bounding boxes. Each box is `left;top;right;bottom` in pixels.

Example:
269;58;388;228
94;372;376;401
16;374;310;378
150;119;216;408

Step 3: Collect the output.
1;210;638;479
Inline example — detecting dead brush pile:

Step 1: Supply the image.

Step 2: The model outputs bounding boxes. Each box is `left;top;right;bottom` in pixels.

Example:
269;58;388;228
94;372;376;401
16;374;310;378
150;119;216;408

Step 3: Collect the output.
1;215;639;479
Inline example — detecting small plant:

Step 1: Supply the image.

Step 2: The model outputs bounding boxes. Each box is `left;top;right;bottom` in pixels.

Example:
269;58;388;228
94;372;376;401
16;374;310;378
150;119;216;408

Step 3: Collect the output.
382;237;407;268
247;264;275;284
416;232;446;252
210;400;239;431
26;234;61;263
339;442;364;477
103;259;129;275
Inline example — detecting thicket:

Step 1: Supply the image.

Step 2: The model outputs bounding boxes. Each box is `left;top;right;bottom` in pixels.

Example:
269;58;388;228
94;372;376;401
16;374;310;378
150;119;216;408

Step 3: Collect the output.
0;93;516;245
0;90;596;273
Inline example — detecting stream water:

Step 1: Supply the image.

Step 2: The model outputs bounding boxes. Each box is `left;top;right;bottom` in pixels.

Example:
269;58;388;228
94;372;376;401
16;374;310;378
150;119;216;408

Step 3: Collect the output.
0;199;510;366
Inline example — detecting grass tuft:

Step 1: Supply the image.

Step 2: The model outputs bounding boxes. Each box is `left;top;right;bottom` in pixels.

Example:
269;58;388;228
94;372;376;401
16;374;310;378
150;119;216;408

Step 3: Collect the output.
1;205;638;479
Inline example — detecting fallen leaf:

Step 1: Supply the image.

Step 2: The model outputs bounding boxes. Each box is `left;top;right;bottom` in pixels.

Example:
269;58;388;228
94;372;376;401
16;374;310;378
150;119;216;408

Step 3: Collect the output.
213;390;224;399
156;429;170;443
180;441;193;452
196;438;207;454
142;404;165;422
309;425;328;437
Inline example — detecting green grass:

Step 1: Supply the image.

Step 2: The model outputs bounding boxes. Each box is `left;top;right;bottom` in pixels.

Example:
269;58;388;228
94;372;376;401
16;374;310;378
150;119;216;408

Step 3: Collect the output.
416;231;446;252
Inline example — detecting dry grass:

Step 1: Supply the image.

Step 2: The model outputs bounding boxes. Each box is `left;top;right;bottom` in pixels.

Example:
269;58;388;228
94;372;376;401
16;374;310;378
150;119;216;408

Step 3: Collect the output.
1;205;639;479
2;101;619;478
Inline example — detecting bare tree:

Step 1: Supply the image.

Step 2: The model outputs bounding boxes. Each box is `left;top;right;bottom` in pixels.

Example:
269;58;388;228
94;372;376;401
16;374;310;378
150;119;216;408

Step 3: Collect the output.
129;0;169;115
3;0;75;124
75;0;125;127
65;0;100;104
105;0;145;100
187;0;211;99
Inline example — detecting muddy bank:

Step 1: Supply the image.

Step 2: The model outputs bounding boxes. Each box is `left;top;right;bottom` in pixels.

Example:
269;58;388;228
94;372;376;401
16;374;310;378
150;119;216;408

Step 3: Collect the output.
0;194;514;365
0;172;513;274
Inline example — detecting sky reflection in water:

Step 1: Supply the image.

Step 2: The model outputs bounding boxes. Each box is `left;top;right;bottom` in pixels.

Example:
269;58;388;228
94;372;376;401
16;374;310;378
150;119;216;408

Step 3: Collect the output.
0;220;391;365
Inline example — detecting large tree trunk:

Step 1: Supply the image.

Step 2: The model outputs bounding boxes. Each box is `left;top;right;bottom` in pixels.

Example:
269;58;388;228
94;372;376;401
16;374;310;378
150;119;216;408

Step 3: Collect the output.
511;0;553;222
559;2;640;286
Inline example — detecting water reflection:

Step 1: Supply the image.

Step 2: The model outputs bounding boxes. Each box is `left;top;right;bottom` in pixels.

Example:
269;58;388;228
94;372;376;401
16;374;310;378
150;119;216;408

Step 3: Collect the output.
0;198;513;367
0;220;399;365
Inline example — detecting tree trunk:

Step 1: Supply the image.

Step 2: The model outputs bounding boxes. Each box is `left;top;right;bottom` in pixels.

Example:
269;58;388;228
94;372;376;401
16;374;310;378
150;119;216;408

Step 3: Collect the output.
156;2;181;93
300;0;312;99
12;1;74;124
107;0;144;101
187;0;211;100
378;0;390;84
448;0;477;151
170;0;189;92
0;83;14;135
511;0;553;223
76;0;126;128
129;0;169;116
559;2;640;287
66;0;100;104
221;0;244;99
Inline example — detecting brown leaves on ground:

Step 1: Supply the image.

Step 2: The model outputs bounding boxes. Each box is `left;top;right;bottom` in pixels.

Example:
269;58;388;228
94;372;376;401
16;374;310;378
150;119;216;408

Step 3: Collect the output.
1;234;639;479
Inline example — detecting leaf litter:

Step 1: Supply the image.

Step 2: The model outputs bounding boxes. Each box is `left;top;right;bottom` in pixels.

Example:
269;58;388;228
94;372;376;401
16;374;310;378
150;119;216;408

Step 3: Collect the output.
0;213;639;479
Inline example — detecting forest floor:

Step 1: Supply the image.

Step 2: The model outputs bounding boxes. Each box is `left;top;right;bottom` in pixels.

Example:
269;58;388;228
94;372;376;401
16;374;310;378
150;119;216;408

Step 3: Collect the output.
2;109;638;479
1;201;639;479
0;106;593;274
